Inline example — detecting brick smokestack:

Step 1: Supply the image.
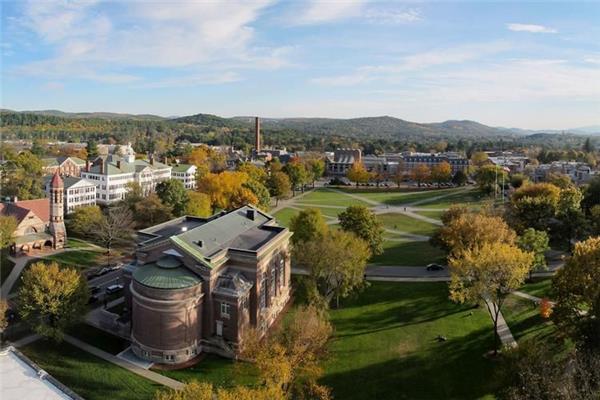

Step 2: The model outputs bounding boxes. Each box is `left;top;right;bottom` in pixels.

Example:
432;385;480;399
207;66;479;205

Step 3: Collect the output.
255;116;261;153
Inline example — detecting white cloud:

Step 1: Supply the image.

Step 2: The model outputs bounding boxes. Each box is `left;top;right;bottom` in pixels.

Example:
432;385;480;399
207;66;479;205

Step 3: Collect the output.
507;23;557;33
311;41;512;86
294;0;366;25
365;8;422;24
14;0;286;84
42;81;64;91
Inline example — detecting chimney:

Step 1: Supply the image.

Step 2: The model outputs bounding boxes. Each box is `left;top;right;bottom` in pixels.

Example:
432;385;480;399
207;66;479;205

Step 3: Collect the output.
246;209;255;220
255;116;261;153
196;240;203;248
100;160;104;174
85;160;90;172
116;160;121;169
150;155;154;166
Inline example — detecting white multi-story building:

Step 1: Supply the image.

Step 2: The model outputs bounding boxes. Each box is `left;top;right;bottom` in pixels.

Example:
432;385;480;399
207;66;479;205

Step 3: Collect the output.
44;176;97;214
171;164;197;190
81;154;172;205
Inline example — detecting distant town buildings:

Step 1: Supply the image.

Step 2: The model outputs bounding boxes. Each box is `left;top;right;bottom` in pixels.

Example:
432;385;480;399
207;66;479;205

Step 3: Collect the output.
325;149;362;176
122;205;292;364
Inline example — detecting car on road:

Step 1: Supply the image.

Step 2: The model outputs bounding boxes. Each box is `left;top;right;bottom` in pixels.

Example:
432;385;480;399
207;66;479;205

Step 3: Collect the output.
426;263;445;271
94;267;111;277
105;284;124;294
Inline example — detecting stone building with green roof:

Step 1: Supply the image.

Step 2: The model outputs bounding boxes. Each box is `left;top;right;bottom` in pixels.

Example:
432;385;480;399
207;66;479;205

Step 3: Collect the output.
80;154;171;205
123;205;292;365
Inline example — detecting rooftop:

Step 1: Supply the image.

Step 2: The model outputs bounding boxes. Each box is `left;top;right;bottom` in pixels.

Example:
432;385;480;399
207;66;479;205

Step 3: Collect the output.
132;256;202;289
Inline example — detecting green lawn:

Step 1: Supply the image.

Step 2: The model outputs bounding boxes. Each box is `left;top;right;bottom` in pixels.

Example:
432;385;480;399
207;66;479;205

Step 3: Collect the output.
371;239;446;266
154;354;258;389
273;207;298;227
294;205;342;219
67;323;131;354
67;238;98;249
377;213;439;236
342;187;463;206
20;339;162;400
518;278;553;299
502;295;559;346
42;249;103;268
321;282;499;400
417;190;494;210
0;248;15;285
414;210;445;221
299;189;370;207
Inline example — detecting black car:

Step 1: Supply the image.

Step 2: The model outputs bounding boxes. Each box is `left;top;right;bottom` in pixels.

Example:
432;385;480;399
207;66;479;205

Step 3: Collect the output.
426;263;445;271
90;286;101;295
88;295;99;304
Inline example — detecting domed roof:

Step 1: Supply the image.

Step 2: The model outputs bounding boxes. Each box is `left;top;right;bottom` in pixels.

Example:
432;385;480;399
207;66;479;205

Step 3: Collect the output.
133;256;202;289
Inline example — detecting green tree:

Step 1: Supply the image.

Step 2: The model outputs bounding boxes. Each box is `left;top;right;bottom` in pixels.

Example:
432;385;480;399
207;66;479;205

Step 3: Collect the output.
67;205;104;238
583;137;595;153
289;209;328;245
0;215;17;249
582;175;600;211
30;138;46;157
18;261;89;341
134;194;173;227
0;299;8;333
284;159;310;195
156;179;189;216
294;230;371;308
86;139;99;160
0;151;45;200
185;192;212;217
238;162;267;184
548;172;573;189
452;170;468;186
470;151;489;167
268;171;291;206
509;173;528;189
474;164;507;194
509;183;561;231
123;181;144;210
517;228;549;279
242;179;271;210
306;158;325;187
552;237;600;350
449;243;533;354
410;164;431;187
338;205;384;256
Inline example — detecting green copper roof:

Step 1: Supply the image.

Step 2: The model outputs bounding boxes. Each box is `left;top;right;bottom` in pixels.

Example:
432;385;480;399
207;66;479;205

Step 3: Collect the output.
133;257;202;289
171;164;195;173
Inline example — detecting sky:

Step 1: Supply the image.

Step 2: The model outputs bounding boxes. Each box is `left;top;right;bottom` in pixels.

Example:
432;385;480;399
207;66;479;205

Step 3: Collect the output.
1;0;599;130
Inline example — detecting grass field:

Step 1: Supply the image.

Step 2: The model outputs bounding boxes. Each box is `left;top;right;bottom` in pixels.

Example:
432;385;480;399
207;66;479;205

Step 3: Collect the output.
377;213;439;236
321;282;499;400
42;249;103;268
21;339;162;400
66;238;99;249
518;279;553;299
299;189;370;207
67;323;131;354
293;205;342;219
272;207;297;227
414;210;445;220
155;354;258;389
417;190;494;210
343;187;463;206
502;295;558;345
371;239;446;266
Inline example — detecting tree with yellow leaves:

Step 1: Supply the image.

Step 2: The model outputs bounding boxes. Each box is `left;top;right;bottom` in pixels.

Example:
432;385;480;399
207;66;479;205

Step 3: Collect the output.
18;261;89;341
410;164;431;187
449;242;533;354
346;162;370;187
185;192;212;217
430;161;452;187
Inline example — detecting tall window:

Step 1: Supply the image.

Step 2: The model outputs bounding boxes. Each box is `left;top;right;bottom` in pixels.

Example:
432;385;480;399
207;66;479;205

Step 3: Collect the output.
220;302;230;319
278;258;285;288
259;278;267;309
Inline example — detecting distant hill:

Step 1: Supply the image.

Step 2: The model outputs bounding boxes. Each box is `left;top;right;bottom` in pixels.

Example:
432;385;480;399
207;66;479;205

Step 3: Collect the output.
177;114;523;139
1;109;165;121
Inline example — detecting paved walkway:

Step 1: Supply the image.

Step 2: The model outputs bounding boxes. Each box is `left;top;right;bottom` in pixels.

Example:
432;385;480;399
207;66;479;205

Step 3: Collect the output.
11;333;41;348
484;299;517;349
63;334;184;390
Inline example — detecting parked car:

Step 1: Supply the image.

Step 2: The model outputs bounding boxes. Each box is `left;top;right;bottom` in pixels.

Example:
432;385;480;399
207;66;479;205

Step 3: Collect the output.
95;267;110;277
105;284;124;295
426;263;445;271
88;295;99;304
90;286;101;295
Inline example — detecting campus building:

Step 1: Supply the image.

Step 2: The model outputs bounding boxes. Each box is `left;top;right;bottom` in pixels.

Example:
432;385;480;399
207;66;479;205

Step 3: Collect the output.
44;176;97;214
0;172;66;254
170;164;197;190
42;156;86;177
325;149;362;176
80;154;171;205
123;205;292;365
